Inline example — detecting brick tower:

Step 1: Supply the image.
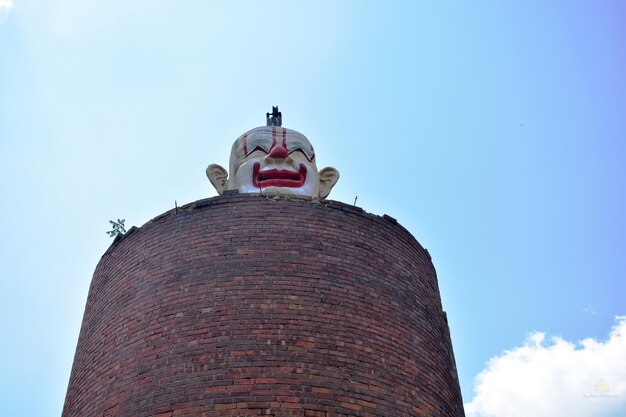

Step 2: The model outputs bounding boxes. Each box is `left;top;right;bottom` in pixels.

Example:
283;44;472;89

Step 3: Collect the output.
62;112;465;417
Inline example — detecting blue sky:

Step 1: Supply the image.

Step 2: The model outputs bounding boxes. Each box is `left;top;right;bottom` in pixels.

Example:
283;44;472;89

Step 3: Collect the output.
1;1;625;416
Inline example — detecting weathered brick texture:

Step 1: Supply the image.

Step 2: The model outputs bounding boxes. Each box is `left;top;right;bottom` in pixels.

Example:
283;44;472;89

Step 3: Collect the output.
63;194;465;417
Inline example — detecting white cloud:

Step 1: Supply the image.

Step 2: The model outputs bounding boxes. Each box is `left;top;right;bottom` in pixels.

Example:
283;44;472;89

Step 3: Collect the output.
465;317;626;417
0;0;12;24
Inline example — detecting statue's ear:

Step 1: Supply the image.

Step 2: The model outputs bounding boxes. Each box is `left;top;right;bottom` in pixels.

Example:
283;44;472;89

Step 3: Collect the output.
206;164;229;195
318;167;340;199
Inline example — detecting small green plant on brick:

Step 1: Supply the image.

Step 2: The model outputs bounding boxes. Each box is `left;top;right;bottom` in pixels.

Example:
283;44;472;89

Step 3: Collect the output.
107;219;126;237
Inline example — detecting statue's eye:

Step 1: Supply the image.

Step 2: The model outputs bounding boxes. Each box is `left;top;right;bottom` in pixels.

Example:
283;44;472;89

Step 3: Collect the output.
248;145;269;155
290;147;307;156
244;138;272;156
288;145;315;162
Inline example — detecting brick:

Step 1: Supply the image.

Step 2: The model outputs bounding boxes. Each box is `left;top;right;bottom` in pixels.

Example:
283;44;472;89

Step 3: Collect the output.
311;387;331;394
341;402;361;411
215;403;237;410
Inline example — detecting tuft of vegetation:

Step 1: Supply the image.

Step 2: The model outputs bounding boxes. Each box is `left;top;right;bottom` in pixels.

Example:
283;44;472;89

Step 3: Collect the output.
107;219;126;237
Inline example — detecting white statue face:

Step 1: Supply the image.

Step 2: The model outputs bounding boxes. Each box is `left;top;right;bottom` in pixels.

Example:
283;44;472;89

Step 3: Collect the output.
207;126;339;199
230;126;318;196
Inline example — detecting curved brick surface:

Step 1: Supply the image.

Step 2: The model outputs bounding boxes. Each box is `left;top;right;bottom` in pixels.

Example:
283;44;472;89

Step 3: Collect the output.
63;194;464;417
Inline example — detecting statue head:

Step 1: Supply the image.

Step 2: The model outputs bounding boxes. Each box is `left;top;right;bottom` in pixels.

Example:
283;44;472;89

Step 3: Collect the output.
207;125;339;199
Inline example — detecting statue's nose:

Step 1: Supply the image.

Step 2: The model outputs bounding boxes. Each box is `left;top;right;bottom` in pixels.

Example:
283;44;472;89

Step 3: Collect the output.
267;145;289;159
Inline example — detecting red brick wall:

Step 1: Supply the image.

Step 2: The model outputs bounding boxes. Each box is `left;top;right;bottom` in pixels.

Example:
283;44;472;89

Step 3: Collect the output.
63;194;465;417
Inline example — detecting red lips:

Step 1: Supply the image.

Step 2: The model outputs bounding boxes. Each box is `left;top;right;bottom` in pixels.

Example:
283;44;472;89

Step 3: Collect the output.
253;162;307;188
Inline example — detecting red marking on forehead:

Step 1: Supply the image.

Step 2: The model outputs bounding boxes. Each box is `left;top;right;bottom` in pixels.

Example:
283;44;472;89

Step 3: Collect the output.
282;128;287;148
242;133;248;156
271;127;277;148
